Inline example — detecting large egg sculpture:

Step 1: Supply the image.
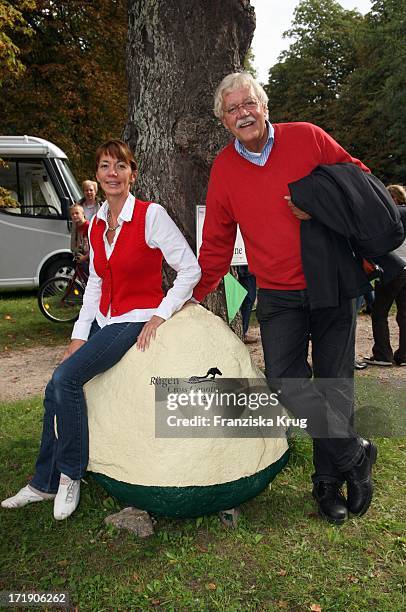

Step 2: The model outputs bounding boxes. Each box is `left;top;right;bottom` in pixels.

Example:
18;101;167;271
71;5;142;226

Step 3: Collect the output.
85;305;289;518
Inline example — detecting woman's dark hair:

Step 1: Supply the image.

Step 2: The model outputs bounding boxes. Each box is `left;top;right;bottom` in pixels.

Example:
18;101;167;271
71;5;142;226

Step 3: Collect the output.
95;139;137;173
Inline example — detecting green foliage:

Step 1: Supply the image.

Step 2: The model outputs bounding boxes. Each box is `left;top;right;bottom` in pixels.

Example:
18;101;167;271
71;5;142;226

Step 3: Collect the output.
265;0;362;127
0;0;128;181
0;0;35;85
243;47;257;78
335;0;406;181
265;0;406;183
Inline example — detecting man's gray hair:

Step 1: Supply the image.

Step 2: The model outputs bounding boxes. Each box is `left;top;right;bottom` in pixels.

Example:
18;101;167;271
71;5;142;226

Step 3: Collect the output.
213;72;268;119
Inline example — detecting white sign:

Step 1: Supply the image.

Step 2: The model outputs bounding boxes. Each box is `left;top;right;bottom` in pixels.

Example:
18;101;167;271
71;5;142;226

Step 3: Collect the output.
196;205;247;266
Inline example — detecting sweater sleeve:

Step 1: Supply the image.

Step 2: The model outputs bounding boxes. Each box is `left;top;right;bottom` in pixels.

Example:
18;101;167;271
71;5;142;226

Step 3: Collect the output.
193;161;237;302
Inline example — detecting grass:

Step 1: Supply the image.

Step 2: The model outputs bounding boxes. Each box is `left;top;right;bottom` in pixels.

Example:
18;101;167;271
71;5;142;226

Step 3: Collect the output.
0;389;405;611
0;291;71;351
0;295;405;609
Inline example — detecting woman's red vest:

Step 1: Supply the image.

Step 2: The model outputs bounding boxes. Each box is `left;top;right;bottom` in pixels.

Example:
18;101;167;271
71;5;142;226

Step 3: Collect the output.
90;200;163;317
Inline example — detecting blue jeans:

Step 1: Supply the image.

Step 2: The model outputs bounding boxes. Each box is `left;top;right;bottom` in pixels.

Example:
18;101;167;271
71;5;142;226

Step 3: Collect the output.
30;320;145;493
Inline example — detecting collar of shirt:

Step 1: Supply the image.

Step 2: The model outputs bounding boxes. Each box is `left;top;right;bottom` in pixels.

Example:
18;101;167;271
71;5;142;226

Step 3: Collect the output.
234;120;275;166
97;193;135;226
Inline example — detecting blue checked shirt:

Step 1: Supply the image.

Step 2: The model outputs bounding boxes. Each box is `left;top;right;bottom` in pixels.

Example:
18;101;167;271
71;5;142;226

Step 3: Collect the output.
234;120;275;166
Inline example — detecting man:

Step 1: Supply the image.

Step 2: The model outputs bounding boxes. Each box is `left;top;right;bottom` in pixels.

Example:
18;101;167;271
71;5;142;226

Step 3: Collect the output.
193;72;377;524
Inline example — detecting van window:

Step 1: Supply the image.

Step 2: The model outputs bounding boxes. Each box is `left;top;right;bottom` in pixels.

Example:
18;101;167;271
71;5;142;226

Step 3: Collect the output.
0;159;62;217
55;158;82;204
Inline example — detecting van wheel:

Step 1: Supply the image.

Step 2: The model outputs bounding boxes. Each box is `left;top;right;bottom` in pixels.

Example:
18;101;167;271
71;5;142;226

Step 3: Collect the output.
44;258;74;281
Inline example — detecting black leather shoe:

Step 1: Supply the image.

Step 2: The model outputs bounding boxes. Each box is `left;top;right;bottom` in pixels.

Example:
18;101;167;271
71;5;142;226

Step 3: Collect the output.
312;482;348;524
344;440;377;516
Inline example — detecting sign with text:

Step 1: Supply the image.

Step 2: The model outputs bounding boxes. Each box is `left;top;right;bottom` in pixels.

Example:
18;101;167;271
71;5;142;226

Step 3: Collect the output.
196;205;247;266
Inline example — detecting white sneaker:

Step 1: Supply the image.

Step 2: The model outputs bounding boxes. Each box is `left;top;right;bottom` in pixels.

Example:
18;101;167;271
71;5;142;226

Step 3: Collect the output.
1;485;54;509
53;474;80;520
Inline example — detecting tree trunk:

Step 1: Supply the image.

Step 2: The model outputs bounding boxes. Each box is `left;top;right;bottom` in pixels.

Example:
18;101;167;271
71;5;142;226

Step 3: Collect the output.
124;0;255;328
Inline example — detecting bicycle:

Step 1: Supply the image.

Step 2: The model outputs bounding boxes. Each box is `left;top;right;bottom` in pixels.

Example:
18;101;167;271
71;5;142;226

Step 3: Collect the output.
37;261;88;323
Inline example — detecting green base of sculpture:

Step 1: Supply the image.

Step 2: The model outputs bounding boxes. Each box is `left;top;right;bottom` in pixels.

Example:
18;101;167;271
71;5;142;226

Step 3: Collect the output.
91;449;289;518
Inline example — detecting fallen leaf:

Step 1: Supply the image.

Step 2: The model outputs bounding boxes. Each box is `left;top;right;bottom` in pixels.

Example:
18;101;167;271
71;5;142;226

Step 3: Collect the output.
347;575;359;583
310;605;322;612
196;544;208;553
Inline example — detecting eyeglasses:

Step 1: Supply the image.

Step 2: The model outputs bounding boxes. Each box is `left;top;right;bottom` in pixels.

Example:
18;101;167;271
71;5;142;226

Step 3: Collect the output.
97;161;130;173
225;98;259;116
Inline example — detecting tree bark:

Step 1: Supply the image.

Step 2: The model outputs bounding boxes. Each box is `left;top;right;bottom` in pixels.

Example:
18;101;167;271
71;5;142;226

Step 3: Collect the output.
124;0;255;327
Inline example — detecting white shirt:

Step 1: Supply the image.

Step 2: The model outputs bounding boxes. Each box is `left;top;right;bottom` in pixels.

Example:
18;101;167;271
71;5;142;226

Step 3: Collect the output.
72;194;201;340
234;120;275;166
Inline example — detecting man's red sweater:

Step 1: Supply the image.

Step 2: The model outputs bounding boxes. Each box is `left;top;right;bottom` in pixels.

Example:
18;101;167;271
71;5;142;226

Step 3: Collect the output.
193;122;368;302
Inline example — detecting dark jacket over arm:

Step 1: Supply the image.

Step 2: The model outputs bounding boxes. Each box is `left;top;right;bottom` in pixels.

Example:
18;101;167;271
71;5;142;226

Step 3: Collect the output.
288;163;405;308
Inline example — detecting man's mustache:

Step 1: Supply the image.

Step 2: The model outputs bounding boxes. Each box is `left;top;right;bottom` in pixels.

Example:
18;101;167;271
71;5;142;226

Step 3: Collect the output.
236;115;256;128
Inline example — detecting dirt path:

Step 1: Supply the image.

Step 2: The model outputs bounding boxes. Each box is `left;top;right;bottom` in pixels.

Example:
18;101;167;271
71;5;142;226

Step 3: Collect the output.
0;314;401;403
0;345;65;402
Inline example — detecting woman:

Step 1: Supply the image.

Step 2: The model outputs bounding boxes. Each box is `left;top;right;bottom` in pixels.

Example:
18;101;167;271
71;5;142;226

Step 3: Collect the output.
80;179;100;221
2;140;201;519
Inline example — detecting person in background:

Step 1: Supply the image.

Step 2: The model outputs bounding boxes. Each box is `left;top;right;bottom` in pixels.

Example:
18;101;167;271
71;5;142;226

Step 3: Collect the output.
69;203;90;276
237;265;257;343
70;180;100;254
387;184;406;207
365;184;406;366
80;180;100;221
356;287;375;316
1;139;201;521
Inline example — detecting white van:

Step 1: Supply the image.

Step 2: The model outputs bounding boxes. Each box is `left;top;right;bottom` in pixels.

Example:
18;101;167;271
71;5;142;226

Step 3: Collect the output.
0;135;83;289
